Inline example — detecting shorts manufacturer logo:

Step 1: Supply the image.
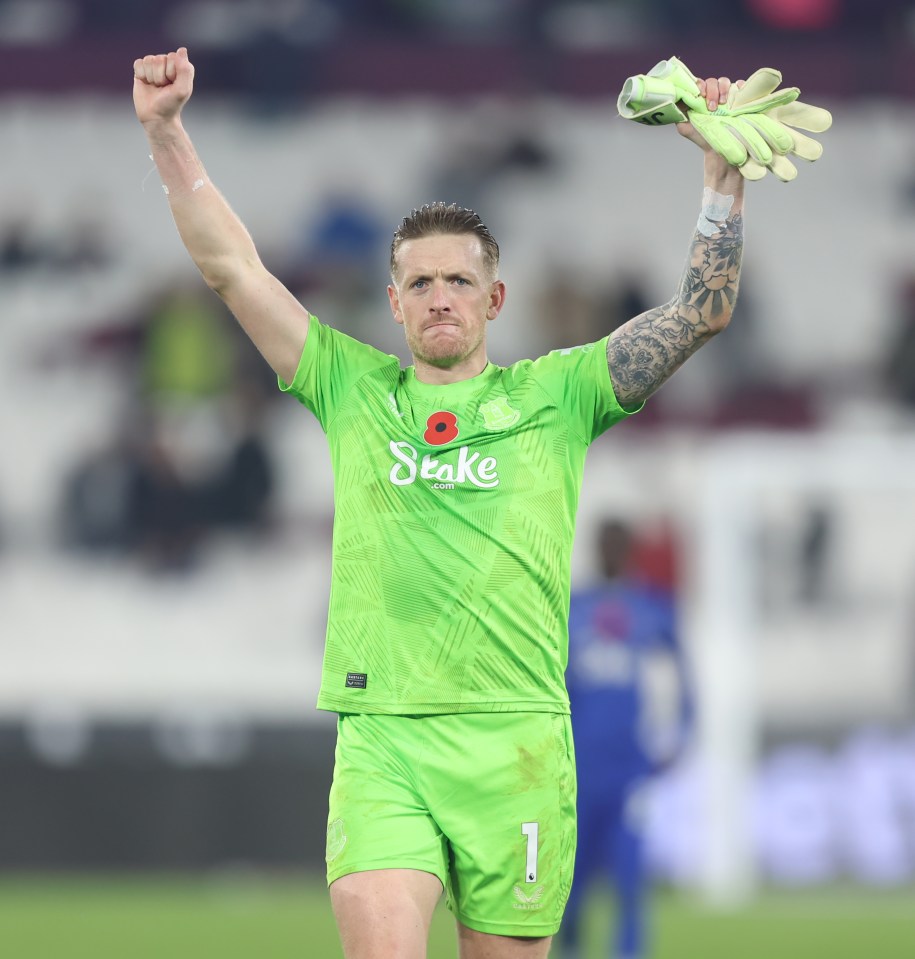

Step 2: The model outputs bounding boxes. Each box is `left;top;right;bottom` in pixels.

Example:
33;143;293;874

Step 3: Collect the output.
512;884;544;910
345;672;367;689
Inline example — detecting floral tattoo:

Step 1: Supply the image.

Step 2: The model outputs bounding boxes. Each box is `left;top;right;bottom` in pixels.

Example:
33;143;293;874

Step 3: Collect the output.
607;211;743;407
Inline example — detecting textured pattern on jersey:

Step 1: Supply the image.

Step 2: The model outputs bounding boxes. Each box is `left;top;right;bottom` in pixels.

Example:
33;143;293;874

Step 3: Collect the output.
281;317;635;713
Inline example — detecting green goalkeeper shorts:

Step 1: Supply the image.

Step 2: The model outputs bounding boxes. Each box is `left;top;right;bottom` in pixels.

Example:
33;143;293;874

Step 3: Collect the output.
325;711;577;937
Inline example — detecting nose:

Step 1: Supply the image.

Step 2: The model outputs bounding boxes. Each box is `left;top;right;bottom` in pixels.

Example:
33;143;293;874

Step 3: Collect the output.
429;279;450;312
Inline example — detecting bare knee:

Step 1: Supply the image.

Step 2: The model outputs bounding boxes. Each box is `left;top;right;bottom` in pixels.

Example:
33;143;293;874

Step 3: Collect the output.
458;923;553;959
330;868;443;959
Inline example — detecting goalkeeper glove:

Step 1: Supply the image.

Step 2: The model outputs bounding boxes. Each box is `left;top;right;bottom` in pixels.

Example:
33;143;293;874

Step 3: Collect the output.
618;58;832;182
616;56;707;125
687;110;797;180
723;69;833;181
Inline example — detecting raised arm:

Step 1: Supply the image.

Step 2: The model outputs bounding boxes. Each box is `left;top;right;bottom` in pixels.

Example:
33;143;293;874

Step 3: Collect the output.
133;47;308;384
607;75;745;409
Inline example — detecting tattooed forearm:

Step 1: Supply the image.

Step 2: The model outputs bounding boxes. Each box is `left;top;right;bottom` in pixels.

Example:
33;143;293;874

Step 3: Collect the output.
608;209;744;407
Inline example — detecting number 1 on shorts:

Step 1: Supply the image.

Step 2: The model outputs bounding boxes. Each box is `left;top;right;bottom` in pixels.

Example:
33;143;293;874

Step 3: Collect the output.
521;821;539;883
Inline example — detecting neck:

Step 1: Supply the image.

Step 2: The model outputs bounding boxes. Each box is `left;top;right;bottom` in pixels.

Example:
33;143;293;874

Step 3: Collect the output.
412;354;489;385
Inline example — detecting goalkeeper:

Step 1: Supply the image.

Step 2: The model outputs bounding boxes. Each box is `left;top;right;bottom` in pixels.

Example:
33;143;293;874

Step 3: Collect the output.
134;47;751;959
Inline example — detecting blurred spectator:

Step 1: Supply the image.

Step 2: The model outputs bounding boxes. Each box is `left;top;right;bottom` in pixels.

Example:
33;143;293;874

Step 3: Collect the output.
0;204;114;273
281;191;388;342
199;379;274;534
284;191;386;292
141;285;239;403
59;434;134;553
560;517;693;959
43;280;274;406
60;404;202;568
0;211;51;271
60;386;275;571
49;273;277;572
51;204;116;272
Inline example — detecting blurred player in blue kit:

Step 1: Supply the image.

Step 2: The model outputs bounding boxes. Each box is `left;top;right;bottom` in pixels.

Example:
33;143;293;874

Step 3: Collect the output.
560;519;694;959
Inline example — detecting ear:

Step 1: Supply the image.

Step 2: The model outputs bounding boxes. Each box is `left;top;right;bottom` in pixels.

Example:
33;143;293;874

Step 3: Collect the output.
486;280;507;322
387;284;404;326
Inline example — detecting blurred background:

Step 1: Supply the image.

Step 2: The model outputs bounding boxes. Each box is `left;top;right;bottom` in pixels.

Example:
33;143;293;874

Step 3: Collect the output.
2;1;915;957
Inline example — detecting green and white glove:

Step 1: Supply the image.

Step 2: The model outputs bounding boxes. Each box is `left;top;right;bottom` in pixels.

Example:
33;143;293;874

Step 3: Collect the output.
618;57;832;182
687;111;797;180
722;69;833;181
616;56;707;125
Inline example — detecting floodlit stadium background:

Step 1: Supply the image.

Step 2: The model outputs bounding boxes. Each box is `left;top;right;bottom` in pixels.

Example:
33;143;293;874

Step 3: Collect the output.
2;2;915;957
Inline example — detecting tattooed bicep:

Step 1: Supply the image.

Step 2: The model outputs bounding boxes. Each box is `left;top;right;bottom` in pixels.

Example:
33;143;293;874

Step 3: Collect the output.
607;216;743;406
607;304;715;406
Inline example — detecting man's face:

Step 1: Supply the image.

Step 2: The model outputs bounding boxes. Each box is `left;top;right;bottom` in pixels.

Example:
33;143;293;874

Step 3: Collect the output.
388;233;505;377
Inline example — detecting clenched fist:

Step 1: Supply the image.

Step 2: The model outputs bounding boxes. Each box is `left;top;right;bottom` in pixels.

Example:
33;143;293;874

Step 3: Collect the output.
133;46;195;128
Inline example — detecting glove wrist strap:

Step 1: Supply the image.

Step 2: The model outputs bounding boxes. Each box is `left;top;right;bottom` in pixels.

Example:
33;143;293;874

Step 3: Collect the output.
618;76;689;124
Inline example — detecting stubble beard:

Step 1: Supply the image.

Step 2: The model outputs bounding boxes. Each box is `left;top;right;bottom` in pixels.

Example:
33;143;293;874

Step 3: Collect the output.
406;323;480;370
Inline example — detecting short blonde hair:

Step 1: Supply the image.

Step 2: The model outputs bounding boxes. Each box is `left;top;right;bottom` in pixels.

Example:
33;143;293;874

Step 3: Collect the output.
390;202;499;280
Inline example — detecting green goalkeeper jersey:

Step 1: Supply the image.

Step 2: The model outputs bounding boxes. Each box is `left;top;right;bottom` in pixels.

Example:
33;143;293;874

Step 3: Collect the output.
280;316;637;714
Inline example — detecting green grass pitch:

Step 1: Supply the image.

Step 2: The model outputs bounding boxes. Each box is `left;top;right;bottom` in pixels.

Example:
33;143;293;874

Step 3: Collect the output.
1;874;913;958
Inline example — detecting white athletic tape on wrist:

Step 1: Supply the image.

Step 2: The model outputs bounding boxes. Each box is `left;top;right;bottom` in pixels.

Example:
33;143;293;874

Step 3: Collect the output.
697;187;734;238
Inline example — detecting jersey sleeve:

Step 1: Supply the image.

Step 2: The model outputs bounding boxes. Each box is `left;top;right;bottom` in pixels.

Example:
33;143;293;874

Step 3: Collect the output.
529;335;642;443
277;314;396;430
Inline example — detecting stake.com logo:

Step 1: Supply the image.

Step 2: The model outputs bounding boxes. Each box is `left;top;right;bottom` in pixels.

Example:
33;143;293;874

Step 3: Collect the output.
388;441;499;489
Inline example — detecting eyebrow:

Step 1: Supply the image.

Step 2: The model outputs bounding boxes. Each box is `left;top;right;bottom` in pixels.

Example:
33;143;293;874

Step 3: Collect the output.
407;270;472;284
